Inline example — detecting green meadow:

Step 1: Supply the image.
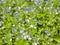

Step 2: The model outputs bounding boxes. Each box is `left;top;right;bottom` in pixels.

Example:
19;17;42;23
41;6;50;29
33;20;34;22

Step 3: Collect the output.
0;0;60;45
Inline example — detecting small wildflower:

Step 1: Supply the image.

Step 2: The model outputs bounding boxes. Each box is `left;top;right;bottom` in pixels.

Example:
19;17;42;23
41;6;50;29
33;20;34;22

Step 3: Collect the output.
51;0;54;3
50;5;53;9
0;12;2;15
12;28;17;33
47;32;51;36
46;1;48;4
24;34;29;39
12;24;15;27
1;0;6;4
0;20;4;26
9;7;11;10
2;37;6;39
17;7;20;12
16;37;19;41
56;12;58;14
10;38;12;41
20;30;24;34
39;6;42;9
30;24;34;28
10;33;14;36
26;8;31;13
32;42;37;45
25;19;30;22
50;38;54;42
34;0;38;5
28;37;32;40
48;42;50;44
45;30;51;36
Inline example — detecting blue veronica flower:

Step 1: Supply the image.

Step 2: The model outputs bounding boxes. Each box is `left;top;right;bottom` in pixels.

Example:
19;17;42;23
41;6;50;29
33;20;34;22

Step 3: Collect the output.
34;0;38;5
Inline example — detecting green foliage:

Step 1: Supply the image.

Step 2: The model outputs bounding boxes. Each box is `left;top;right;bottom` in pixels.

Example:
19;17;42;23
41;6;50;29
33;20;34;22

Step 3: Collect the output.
0;0;60;45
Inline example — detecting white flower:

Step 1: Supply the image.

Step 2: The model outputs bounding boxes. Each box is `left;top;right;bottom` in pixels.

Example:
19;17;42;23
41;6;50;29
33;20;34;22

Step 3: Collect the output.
12;24;15;27
25;19;30;22
36;38;40;41
0;20;4;26
51;0;54;2
46;1;48;4
2;37;6;39
48;42;50;44
16;37;19;41
10;33;13;36
28;37;32;40
34;26;36;29
32;42;37;45
50;38;54;42
56;12;58;14
9;7;11;10
44;7;46;10
30;25;34;28
31;8;36;12
16;36;21;41
10;38;12;41
39;6;42;9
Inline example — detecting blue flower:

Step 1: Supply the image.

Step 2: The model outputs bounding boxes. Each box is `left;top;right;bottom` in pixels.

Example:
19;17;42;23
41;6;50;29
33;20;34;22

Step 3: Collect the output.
34;0;38;5
20;30;24;34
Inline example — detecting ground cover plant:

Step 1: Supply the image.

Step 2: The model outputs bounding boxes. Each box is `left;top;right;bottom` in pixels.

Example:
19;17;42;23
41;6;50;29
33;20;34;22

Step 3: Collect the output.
0;0;60;45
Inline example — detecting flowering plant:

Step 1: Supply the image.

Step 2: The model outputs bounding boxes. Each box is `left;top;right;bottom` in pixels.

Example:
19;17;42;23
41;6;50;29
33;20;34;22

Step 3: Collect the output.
0;0;60;45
